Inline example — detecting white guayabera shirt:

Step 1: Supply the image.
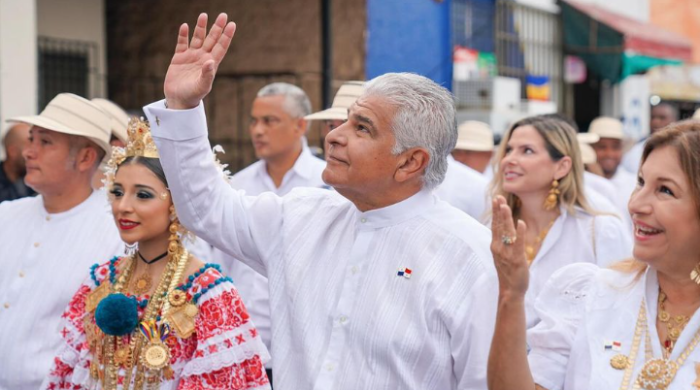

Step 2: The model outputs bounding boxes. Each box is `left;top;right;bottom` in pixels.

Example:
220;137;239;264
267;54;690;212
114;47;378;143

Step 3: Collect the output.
435;155;490;223
212;139;327;368
529;263;700;390
0;190;123;390
144;100;499;390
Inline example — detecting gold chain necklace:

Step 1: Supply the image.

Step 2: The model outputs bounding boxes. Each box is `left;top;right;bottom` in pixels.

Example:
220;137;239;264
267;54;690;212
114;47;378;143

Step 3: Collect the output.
524;214;559;265
658;290;691;358
615;298;700;390
96;248;190;390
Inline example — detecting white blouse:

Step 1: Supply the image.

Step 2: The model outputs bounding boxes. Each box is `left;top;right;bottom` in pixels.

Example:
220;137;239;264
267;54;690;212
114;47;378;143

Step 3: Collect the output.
529;263;700;390
525;207;632;328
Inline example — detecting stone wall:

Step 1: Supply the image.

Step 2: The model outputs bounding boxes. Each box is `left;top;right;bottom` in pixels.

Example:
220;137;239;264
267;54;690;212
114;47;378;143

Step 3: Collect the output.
106;0;366;171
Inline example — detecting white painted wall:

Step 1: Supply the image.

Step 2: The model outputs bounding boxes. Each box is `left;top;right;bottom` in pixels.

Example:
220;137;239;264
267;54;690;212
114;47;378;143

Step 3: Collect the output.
0;0;38;160
36;0;106;98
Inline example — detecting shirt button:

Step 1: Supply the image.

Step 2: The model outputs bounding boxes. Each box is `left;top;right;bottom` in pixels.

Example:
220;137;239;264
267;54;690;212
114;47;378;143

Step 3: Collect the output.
45;216;51;221
351;266;359;274
339;316;348;324
19;271;25;278
360;218;367;223
326;363;334;371
33;242;40;248
3;303;9;309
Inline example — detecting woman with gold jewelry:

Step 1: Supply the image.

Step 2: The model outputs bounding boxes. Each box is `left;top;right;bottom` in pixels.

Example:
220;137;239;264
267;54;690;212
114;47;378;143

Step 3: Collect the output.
489;115;632;329
488;121;700;390
41;119;270;390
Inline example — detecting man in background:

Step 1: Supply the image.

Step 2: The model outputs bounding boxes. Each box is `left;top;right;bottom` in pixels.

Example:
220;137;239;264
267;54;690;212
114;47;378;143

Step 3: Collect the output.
0;123;34;202
622;102;678;173
214;82;326;383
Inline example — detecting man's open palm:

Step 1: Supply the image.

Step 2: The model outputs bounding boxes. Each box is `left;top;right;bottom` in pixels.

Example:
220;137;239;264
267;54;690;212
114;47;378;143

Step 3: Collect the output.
164;13;236;110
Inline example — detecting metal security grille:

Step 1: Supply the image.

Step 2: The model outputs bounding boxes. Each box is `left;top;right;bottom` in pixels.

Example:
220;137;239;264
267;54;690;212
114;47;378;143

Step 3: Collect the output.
495;0;563;109
38;36;100;110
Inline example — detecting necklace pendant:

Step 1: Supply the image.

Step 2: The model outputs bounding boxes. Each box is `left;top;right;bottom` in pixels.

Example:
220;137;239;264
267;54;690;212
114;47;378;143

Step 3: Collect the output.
113;345;133;368
636;358;678;390
611;354;630;370
140;341;171;370
132;273;152;295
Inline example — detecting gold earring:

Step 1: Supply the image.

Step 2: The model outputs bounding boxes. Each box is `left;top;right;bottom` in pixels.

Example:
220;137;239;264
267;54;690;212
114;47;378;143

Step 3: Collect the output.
168;205;181;256
691;263;700;285
543;179;560;211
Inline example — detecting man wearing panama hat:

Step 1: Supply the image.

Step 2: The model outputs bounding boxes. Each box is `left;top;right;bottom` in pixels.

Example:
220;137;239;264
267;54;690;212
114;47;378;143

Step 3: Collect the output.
0;93;123;389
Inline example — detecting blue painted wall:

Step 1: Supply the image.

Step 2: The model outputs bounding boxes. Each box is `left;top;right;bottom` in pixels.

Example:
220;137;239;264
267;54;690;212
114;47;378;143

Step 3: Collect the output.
366;0;453;89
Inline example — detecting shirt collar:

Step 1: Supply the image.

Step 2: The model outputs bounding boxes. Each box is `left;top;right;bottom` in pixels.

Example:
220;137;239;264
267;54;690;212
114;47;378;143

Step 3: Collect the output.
256;138;319;182
357;189;435;229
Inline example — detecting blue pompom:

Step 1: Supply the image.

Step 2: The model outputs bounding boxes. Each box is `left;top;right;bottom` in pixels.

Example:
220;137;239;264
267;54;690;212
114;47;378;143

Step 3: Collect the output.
95;293;139;336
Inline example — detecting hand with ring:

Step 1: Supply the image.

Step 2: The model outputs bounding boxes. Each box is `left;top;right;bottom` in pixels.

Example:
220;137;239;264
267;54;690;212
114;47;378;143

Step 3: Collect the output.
490;196;529;297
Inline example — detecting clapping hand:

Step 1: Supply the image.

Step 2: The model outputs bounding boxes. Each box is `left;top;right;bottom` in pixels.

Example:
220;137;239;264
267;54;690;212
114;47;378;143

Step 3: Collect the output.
490;196;530;297
164;13;236;110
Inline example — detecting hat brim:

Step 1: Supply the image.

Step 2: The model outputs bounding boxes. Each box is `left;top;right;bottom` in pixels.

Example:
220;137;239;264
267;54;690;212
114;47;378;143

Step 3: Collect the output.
577;133;600;144
8;114;111;155
454;140;494;152
305;107;348;121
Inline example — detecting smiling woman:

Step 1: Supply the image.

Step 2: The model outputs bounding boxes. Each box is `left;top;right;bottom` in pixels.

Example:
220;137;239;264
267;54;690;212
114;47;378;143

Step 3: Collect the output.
489;115;632;329
41;119;270;390
488;120;700;390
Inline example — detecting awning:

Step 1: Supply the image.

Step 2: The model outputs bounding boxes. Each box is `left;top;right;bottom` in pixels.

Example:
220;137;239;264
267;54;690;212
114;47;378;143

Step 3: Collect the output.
562;0;692;83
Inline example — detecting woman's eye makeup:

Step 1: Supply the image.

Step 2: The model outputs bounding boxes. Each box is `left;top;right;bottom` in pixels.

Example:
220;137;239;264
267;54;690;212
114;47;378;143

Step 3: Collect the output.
137;190;155;199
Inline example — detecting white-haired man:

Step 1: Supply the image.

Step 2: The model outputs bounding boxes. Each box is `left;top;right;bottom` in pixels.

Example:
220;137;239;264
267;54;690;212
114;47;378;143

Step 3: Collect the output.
0;93;123;389
213;81;326;381
145;13;496;390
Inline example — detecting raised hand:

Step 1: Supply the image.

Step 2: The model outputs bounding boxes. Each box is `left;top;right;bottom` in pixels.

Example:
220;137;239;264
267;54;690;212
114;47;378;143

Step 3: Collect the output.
164;13;236;110
490;196;529;297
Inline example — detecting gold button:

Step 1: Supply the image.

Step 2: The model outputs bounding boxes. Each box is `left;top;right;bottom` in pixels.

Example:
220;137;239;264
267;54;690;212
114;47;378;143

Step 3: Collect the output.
33;242;40;248
3;303;9;309
45;216;51;221
19;271;24;278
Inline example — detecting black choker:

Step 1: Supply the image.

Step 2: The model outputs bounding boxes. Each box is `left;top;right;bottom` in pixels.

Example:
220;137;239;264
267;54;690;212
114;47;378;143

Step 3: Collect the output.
138;251;169;265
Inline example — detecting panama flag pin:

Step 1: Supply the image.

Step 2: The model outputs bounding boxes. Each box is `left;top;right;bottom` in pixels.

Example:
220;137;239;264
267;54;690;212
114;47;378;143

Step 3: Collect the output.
397;268;413;279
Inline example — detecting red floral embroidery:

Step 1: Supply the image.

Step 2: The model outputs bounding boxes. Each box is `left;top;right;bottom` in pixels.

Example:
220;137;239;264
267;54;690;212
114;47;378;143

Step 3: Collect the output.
44;262;268;390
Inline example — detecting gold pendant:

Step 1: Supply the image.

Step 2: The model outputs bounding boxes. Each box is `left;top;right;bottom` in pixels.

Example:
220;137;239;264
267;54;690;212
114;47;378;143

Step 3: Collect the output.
165;303;197;339
636;358;678;390
132;273;152;295
86;282;111;313
184;303;198;318
114;346;132;367
611;354;630;370
168;289;187;307
140;341;171;370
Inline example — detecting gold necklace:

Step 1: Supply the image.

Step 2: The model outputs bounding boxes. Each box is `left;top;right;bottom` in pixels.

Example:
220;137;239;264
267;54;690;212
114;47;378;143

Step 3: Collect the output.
614;298;700;390
524;214;558;265
131;272;152;296
658;289;691;358
94;248;191;390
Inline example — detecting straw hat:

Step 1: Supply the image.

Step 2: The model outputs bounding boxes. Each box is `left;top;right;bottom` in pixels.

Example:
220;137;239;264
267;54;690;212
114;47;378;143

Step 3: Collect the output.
7;93;111;154
577;132;600;144
92;98;129;144
588;117;624;140
454;121;494;152
579;141;597;165
305;81;365;121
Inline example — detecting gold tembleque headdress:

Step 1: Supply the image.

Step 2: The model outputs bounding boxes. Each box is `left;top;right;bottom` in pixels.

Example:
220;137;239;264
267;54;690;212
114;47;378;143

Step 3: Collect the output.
125;117;159;159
